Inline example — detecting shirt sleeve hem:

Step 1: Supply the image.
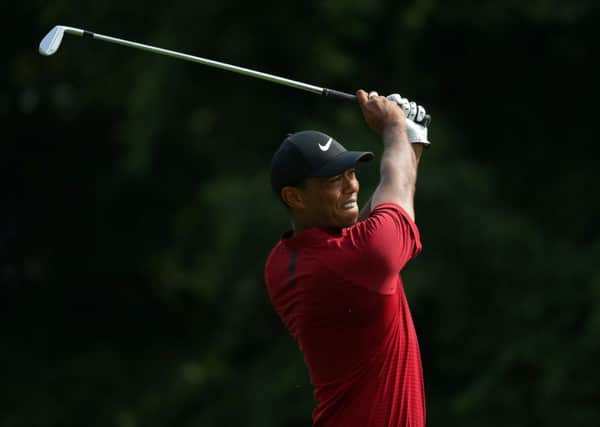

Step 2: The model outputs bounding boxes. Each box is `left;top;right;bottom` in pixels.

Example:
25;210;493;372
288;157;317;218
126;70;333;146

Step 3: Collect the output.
370;202;423;253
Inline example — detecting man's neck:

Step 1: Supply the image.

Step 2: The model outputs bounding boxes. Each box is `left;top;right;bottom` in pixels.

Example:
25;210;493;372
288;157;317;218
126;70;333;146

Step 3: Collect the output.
292;218;323;234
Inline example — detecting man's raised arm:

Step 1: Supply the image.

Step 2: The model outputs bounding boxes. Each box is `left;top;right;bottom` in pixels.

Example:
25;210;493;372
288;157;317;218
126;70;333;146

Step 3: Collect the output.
356;90;424;221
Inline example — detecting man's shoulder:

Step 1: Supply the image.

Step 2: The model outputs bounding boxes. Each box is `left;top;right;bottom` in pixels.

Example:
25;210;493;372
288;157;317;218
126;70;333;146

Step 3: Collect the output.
348;202;420;244
264;228;343;280
265;238;286;271
364;202;416;224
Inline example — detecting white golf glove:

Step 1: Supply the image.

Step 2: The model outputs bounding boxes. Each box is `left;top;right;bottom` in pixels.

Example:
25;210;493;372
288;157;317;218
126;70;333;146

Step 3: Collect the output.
387;93;430;147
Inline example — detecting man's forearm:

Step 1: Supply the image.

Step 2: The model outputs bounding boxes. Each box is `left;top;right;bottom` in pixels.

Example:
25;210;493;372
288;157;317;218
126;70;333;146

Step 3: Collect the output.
377;139;417;219
360;143;423;220
359;195;373;220
412;143;424;165
355;90;424;221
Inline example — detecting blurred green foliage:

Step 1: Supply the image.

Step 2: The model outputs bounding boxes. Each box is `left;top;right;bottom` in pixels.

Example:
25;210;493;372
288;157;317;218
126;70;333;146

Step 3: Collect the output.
3;0;599;426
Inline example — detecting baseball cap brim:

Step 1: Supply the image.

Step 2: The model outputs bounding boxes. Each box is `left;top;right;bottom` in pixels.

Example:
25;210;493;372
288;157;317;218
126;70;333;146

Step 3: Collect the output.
310;150;374;178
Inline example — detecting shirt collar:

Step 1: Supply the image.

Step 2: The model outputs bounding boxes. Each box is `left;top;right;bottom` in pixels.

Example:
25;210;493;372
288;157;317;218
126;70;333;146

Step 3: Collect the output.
281;226;347;249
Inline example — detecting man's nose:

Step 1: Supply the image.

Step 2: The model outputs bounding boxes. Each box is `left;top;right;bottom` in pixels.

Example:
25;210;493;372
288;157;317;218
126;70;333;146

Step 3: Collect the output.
344;171;359;193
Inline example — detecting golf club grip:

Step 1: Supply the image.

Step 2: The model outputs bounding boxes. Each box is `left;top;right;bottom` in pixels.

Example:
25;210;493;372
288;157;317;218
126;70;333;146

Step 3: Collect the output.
323;88;432;126
322;88;357;102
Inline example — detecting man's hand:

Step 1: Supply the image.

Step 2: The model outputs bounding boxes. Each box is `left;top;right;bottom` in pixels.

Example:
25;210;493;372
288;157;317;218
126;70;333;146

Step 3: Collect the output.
356;89;421;220
356;90;407;135
386;94;430;147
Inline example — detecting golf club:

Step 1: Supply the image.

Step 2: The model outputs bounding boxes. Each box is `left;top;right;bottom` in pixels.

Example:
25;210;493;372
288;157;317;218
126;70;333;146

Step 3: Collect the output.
39;25;431;126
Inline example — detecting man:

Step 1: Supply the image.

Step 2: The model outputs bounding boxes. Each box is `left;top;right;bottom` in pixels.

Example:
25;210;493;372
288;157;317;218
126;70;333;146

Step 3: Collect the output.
264;89;429;426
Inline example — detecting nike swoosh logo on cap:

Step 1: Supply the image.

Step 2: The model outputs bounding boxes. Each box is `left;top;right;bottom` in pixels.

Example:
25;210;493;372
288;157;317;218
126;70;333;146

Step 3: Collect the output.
319;138;333;151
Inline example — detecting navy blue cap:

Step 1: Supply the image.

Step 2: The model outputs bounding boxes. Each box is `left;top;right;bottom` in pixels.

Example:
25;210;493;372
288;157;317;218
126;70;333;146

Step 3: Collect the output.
270;130;373;195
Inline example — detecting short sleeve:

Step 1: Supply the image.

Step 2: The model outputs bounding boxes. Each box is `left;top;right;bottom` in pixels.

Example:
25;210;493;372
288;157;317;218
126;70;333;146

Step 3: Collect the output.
326;203;422;294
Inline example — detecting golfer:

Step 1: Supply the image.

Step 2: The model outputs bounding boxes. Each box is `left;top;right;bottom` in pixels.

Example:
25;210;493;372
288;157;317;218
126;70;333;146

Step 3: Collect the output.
265;89;428;427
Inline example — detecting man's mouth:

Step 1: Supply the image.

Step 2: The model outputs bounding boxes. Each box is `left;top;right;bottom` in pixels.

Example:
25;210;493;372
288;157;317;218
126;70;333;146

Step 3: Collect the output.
341;199;358;210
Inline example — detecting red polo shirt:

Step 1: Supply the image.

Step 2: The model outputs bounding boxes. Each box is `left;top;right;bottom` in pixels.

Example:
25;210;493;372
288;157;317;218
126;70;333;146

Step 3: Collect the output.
264;203;425;427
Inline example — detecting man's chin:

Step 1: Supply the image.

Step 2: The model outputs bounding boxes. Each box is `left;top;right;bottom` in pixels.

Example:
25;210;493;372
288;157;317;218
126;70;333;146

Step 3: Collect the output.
338;210;359;227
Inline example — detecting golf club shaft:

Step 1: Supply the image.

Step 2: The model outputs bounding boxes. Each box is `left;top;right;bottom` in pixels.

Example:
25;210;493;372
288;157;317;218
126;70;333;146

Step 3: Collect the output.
62;27;356;101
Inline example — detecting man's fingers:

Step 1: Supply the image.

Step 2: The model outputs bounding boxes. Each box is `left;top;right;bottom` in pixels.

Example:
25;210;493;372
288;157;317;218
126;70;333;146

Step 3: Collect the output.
357;89;384;107
387;93;410;115
356;89;369;105
408;102;418;120
357;90;385;99
387;93;402;104
416;105;426;122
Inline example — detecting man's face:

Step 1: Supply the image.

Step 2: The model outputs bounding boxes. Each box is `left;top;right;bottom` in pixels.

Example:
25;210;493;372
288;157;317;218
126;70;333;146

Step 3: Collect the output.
300;168;360;228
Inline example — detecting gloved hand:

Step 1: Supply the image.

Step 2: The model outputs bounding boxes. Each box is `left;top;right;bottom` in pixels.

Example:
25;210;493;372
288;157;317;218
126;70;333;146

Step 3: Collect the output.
386;93;430;147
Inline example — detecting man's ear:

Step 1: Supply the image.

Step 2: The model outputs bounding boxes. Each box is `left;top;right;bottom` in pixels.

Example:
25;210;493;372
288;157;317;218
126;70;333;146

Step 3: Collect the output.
281;186;305;209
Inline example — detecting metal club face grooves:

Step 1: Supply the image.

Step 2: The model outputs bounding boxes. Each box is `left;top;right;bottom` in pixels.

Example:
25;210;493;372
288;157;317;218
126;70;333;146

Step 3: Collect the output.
39;26;65;56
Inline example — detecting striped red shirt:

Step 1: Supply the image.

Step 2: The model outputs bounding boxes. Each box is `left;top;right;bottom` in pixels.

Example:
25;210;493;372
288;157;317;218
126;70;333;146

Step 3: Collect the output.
265;203;425;427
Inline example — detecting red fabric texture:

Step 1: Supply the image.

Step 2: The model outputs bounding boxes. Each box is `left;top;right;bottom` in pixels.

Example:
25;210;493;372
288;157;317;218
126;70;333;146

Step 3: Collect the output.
264;203;426;427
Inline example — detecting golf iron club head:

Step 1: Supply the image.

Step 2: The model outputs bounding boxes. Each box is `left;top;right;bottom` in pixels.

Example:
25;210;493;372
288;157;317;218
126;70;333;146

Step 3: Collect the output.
39;25;65;55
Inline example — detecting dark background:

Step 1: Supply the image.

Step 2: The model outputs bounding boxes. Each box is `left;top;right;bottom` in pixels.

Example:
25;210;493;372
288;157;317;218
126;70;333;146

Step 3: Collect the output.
3;1;599;426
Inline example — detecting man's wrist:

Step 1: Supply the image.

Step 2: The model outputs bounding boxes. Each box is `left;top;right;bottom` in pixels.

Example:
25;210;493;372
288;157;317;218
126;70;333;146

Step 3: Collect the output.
412;143;424;164
382;123;408;146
